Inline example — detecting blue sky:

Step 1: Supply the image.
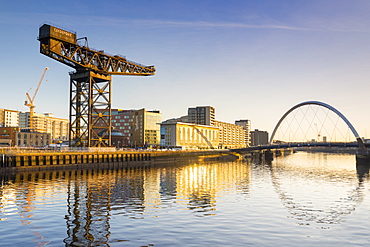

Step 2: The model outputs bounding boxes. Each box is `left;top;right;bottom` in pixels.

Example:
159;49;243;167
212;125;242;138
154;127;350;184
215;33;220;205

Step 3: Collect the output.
1;0;370;139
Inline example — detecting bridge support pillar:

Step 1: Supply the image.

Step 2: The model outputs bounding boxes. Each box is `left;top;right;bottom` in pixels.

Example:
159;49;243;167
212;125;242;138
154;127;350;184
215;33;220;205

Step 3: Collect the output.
264;150;274;161
356;153;370;165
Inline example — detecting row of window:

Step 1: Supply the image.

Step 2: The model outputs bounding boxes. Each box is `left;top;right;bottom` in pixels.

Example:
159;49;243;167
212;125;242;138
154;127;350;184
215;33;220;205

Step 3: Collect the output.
113;115;131;119
17;134;50;139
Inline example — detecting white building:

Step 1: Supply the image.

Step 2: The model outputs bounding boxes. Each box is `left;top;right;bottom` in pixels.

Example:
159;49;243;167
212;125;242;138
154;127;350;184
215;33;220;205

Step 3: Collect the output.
0;109;19;127
160;122;220;149
214;120;246;149
162;106;248;149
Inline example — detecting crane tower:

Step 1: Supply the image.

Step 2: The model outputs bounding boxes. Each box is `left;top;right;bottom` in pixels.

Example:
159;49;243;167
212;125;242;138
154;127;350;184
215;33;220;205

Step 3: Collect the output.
37;24;155;147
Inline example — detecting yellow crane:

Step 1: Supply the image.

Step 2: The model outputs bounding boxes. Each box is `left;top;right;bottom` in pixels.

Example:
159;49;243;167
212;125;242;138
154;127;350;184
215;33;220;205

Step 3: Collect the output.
25;67;49;131
38;24;155;147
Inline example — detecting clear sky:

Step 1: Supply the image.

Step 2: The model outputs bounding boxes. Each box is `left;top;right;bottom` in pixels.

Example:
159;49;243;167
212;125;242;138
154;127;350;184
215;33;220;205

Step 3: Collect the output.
1;0;370;139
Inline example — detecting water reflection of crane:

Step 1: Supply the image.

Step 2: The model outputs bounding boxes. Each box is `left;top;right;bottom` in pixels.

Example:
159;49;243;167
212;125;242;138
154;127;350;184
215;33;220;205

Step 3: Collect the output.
63;167;149;245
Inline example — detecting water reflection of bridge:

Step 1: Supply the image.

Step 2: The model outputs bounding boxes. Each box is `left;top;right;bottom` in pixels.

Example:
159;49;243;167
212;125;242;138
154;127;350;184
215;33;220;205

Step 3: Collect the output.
251;152;370;226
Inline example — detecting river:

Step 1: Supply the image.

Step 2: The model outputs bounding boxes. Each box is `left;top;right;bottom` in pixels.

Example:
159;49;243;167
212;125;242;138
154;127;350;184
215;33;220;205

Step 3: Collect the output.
0;152;369;246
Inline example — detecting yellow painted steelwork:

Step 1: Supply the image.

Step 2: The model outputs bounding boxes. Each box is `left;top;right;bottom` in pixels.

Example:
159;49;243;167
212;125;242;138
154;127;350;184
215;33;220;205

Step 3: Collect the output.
37;24;155;147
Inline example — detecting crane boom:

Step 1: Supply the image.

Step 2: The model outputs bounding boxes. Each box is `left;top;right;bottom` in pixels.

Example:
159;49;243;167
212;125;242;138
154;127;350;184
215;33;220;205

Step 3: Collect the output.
31;67;49;102
38;24;155;75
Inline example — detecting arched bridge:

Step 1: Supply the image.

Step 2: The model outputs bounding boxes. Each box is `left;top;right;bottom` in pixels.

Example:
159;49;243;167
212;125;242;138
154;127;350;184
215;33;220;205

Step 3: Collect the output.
232;101;367;153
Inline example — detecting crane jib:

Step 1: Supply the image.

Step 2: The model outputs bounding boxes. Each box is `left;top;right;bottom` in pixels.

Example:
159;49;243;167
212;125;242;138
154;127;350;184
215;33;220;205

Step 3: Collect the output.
38;24;155;76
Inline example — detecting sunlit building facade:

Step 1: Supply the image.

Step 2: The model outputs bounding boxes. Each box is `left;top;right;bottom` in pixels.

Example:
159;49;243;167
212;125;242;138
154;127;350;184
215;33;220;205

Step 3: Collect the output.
45;114;69;142
235;119;251;147
97;108;162;148
131;108;162;147
214;120;246;149
111;109;134;147
19;112;69;142
0;109;19;127
162;106;248;149
15;129;51;147
160;122;220;149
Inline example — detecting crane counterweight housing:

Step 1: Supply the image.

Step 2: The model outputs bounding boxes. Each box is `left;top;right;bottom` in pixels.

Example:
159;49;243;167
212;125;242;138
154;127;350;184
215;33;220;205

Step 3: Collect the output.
37;23;155;147
39;24;77;44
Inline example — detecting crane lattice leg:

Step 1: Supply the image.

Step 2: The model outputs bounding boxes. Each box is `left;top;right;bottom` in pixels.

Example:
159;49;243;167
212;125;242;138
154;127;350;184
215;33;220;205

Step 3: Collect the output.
69;71;112;147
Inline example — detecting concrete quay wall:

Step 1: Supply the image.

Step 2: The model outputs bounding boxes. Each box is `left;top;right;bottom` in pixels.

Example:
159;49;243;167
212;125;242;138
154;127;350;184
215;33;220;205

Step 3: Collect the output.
0;150;232;170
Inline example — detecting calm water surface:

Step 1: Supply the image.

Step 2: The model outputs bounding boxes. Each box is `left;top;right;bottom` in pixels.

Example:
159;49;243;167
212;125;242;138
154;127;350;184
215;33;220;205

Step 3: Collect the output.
0;152;369;246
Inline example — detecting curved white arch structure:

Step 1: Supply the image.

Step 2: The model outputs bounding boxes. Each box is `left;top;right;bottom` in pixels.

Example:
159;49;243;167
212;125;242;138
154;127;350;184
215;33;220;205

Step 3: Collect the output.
269;101;365;149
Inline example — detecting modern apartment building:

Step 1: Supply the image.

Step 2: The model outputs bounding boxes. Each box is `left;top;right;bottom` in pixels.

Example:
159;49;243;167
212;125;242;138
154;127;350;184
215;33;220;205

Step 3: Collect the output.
187;106;215;126
235;119;251;147
0;109;19;127
95;108;162;148
19;112;69;142
44;114;69;142
161;106;248;149
214;120;246;149
131;108;162;147
250;129;269;146
111;109;134;147
160;122;219;149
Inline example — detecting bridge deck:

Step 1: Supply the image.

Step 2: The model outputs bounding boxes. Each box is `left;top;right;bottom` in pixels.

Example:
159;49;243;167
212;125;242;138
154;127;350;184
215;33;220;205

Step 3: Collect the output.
232;142;366;152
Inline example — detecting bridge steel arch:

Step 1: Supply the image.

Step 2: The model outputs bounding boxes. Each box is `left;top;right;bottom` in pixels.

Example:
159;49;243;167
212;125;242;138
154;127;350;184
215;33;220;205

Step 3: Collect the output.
269;101;365;149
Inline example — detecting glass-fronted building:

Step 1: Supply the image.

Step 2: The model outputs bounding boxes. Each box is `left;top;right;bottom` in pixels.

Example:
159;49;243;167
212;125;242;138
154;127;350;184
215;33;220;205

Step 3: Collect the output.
131;109;162;147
